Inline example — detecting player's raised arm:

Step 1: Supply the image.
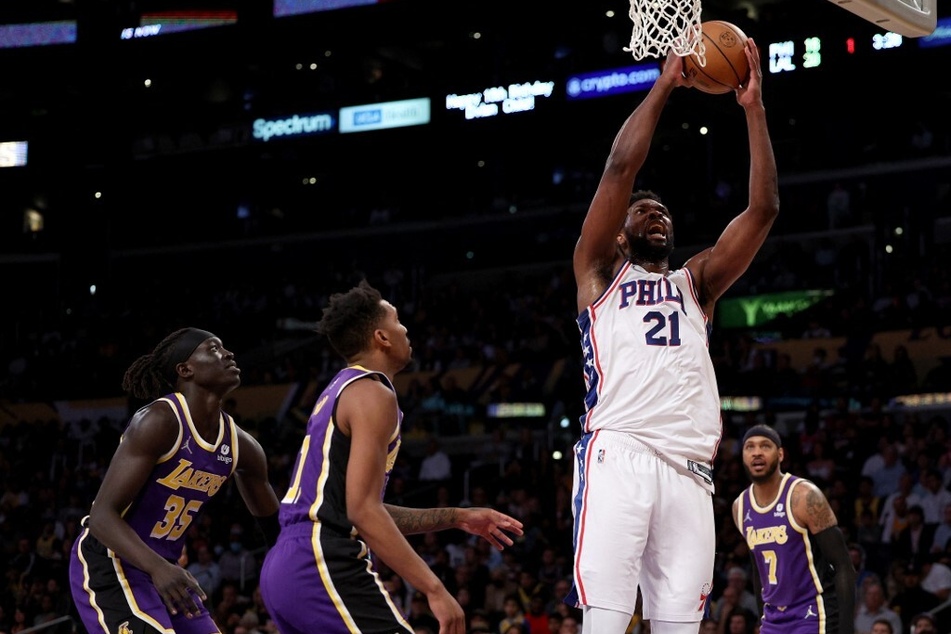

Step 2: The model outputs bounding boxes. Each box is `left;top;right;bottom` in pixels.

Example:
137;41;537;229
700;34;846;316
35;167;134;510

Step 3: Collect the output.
573;52;690;312
685;37;779;310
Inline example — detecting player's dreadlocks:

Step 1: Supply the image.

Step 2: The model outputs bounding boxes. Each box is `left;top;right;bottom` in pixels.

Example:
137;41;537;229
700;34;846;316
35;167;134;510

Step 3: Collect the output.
121;327;215;400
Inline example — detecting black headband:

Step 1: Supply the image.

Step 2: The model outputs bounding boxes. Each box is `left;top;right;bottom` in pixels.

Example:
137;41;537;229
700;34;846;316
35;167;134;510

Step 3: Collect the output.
742;424;782;448
164;328;216;385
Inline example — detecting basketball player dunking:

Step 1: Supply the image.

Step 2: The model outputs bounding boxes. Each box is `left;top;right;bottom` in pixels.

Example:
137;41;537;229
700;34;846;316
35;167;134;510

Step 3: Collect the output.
568;39;778;634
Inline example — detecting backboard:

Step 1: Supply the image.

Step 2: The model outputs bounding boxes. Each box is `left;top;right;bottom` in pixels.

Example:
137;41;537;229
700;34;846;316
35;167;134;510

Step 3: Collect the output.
825;0;937;37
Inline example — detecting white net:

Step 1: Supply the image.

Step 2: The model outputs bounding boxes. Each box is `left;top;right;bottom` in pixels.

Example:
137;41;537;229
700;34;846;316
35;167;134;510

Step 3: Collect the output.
624;0;706;64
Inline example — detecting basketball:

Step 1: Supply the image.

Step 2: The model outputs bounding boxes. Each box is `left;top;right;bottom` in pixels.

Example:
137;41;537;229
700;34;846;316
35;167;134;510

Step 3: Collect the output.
682;20;750;95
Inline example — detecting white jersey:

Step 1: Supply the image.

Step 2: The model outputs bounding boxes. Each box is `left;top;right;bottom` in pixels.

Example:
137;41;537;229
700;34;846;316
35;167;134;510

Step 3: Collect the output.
576;261;722;490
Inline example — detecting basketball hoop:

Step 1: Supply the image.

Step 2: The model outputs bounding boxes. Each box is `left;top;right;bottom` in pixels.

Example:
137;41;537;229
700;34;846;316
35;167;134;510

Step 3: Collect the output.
825;0;937;37
624;0;706;64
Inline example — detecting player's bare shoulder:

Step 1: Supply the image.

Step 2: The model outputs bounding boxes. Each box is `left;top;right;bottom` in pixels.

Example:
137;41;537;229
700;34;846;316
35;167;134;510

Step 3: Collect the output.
790;478;838;533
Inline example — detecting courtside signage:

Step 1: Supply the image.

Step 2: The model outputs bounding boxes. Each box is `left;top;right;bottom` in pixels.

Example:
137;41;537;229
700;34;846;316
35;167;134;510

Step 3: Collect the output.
339;98;430;133
0;141;28;167
445;80;556;120
0;21;77;48
719;289;833;328
252;112;336;142
565;64;660;100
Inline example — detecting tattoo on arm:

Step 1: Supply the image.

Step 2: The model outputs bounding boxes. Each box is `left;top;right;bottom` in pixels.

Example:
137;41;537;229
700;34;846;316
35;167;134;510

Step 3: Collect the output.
801;485;837;532
385;505;458;535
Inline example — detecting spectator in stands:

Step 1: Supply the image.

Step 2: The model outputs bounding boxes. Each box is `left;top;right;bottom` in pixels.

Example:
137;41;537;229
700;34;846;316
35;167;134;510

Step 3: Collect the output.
889;562;939;634
710;580;757;627
918;553;951;602
893;505;935;563
770;351;803;397
805;440;837;488
908;613;936;634
218;524;259;592
419;438;453;483
31;592;59;628
214;580;252;632
498;594;530;634
524;592;550;634
930;503;951;554
870;619;894;634
798;348;830;397
9;605;31;634
856;507;884;554
851;543;881;603
485;565;519;619
881;475;922;544
917;469;951;525
854;476;883;529
855;580;902;634
723;609;756;634
469;609;493;633
868;444;908;500
186;544;223;603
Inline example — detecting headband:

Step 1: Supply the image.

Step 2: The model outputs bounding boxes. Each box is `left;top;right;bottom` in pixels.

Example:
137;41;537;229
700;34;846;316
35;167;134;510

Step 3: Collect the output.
742;424;782;448
164;328;216;385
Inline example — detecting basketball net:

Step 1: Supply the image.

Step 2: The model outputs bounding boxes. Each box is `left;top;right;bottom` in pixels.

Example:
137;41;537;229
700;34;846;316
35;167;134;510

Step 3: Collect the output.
624;0;706;65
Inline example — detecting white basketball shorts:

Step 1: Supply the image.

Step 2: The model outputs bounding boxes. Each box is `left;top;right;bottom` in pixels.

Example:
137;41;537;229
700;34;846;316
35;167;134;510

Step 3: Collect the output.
569;429;715;622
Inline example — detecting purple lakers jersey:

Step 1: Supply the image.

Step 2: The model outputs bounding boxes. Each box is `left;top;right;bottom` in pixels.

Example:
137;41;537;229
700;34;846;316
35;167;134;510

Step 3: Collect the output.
739;474;841;633
122;392;238;561
278;366;402;535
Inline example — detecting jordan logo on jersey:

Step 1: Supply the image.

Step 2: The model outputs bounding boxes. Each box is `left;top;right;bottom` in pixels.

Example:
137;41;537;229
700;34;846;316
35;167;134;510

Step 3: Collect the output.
181;437;193;454
744;509;752;523
805;605;817;619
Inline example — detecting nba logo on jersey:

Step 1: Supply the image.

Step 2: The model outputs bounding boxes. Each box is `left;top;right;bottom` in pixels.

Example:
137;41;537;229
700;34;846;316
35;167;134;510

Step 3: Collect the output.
597;449;606;463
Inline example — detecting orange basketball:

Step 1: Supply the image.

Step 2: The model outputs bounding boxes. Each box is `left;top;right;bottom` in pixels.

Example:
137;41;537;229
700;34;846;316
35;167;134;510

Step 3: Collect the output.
682;20;750;95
